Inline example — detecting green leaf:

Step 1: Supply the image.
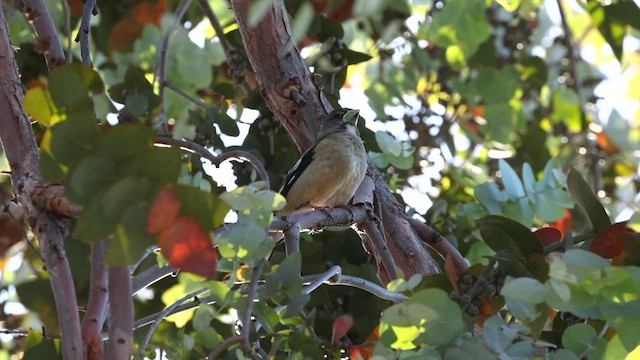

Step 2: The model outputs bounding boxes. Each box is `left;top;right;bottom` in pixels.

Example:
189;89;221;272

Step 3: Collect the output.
551;89;582;132
380;288;465;348
195;326;221;349
562;323;597;355
475;182;508;214
67;153;118;203
48;117;99;166
499;160;525;200
617;319;640;352
192;304;215;331
106;203;155;265
501;277;546;319
483;101;526;144
24;338;60;360
482;316;519;353
208;281;231;306
375;131;403;156
567;168;611;233
291;2;314;44
549;349;580;360
24;87;59;126
49;64;103;112
176;185;229;229
206;107;239;137
368;151;390;168
282;293;310;318
95;125;155;162
216;224;272;261
477;215;543;255
121;147;182;184
259;252;302;300
587;0;640;62
496;0;521;12
418;0;490;61
101;177;151;221
73;192;118;241
342;49;372;65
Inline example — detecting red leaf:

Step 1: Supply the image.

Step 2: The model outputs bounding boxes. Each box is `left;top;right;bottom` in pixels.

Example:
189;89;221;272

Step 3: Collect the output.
589;222;632;260
148;186;181;234
550;209;572;238
534;227;563;247
444;253;460;292
331;314;354;345
349;345;369;360
157;216;217;277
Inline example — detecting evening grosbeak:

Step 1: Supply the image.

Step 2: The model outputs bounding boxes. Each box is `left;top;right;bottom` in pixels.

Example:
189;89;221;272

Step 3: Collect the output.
277;109;368;215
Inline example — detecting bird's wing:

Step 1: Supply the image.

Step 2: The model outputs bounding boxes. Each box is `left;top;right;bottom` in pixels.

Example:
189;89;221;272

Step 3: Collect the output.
279;144;317;197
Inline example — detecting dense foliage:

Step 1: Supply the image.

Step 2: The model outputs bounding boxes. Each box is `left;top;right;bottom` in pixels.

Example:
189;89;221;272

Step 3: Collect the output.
0;0;639;359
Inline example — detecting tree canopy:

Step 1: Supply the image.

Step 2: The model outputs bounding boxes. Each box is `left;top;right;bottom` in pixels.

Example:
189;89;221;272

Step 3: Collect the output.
0;0;639;359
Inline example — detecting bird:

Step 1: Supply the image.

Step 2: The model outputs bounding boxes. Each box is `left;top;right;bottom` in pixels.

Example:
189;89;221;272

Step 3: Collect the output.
277;109;368;215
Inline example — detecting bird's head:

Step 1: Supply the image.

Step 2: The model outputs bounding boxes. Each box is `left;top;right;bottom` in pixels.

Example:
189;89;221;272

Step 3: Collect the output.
319;109;361;137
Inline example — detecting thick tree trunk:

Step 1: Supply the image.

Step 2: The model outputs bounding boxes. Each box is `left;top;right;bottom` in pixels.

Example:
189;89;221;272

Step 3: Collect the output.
0;7;84;360
231;0;441;282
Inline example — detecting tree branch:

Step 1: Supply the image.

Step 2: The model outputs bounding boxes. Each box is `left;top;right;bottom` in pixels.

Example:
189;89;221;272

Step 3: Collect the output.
197;0;232;54
22;0;65;69
155;137;270;188
81;240;109;360
283;222;301;254
77;0;97;66
132;264;177;295
230;0;331;152
0;7;83;359
361;218;398;280
209;260;265;360
231;0;442;283
106;267;133;359
410;218;469;272
139;288;210;354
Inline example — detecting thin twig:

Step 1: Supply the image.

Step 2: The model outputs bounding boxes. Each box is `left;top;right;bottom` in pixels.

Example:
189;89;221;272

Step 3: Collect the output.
209;260;265;359
133;296;211;330
331;275;407;303
155;0;193;135
164;81;208;109
77;0;96;66
361;219;398;280
208;335;243;359
0;329;29;336
197;0;231;53
139;287;210;354
132;264;178;295
239;260;264;359
60;0;72;63
556;0;581;93
134;268;407;336
154;137;270;188
302;265;341;295
299;267;407;302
